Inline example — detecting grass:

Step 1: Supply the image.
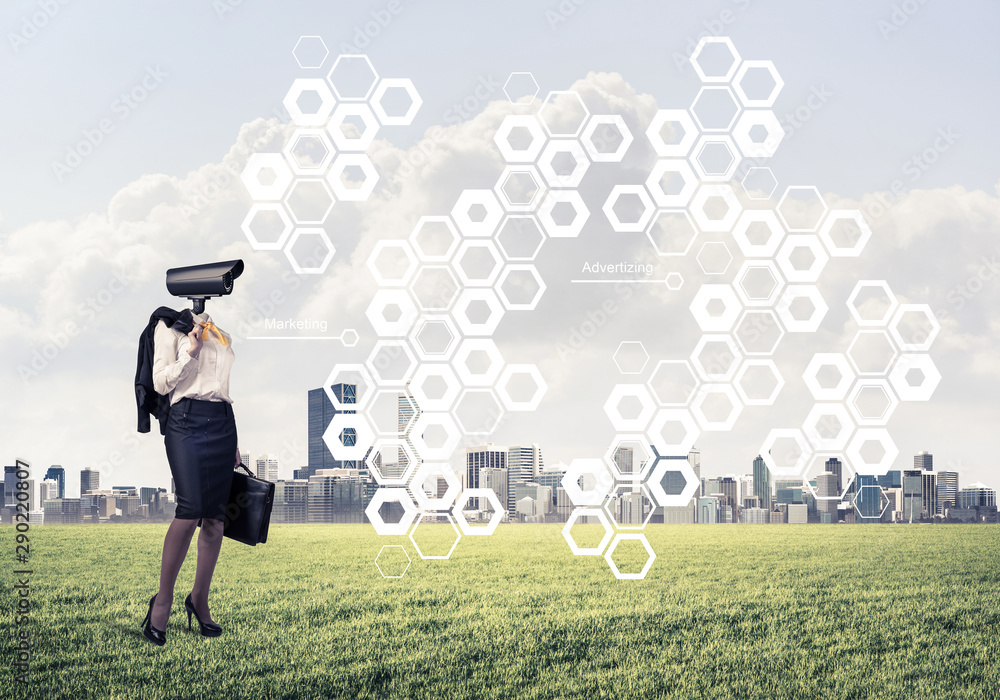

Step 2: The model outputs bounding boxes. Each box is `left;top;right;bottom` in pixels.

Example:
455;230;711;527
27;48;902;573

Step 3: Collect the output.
3;523;999;699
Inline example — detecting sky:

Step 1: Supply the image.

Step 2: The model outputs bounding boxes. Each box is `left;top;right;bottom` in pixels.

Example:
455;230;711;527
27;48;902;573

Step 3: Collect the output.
2;0;999;498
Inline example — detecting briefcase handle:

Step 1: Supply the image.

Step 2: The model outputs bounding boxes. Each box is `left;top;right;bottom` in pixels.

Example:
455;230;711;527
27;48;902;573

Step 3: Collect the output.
235;462;254;477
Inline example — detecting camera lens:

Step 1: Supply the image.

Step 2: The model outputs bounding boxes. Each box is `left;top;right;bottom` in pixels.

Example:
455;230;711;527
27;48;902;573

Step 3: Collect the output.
222;271;233;293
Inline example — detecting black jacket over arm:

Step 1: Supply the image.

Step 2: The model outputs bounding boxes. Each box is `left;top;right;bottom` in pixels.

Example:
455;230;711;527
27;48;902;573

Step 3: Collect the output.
135;306;194;435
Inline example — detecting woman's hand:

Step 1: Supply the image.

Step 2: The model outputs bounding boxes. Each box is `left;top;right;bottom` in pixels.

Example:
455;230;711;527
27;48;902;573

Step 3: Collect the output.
235;446;242;468
187;324;203;357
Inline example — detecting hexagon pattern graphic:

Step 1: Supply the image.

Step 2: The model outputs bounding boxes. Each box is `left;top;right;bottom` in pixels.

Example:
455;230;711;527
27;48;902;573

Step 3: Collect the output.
249;38;941;581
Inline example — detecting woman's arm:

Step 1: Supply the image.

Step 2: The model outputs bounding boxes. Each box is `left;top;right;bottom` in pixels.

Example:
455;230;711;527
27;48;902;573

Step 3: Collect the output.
151;320;203;395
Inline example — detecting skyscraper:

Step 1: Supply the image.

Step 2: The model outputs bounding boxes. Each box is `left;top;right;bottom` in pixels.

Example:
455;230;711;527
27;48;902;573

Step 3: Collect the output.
306;383;357;479
825;457;843;495
753;455;770;512
507;444;544;515
922;471;937;518
816;472;838;523
467;444;507;510
45;465;65;499
902;470;923;522
80;468;100;495
613;446;634;477
914;451;933;471
937;471;959;514
854;474;883;521
255;454;279;482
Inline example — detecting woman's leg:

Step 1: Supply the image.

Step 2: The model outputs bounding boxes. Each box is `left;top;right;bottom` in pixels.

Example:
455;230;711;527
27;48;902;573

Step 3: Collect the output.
151;518;200;629
189;517;225;623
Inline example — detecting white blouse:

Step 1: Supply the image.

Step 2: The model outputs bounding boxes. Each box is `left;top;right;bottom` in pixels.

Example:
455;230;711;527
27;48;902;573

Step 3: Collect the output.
152;311;235;405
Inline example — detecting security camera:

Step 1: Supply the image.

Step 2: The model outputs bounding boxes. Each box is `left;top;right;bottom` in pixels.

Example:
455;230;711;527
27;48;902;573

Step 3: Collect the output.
166;259;244;313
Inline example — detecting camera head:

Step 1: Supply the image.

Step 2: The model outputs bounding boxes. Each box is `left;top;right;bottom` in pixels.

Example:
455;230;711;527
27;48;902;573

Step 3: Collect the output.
165;259;244;314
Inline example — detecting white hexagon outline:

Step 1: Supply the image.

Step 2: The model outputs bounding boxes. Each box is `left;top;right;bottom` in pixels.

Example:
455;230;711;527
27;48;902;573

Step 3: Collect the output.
732;60;784;107
604;533;656;581
241;203;293;251
646;359;700;407
322;362;375;412
613;341;650;375
646;159;699;208
493;114;547;163
602;185;655;233
365;338;419;387
409;216;461;263
537;139;590;188
846;281;899;327
326;153;379;201
734;359;784;406
818;210;873;257
451;189;505;238
740;166;779;200
689;85;741;132
282;128;336;176
776;234;829;283
604;482;657;530
284;178;335;225
326;102;380;151
803;353;856;401
408;512;461;560
241;152;294;202
370;78;422;126
731;209;785;258
733;308;785;357
282;78;337;127
689;36;741;82
846;428;899;477
561;458;614;507
690;134;740;182
374;544;411;579
776;186;829;233
647;456;699;508
562;507;614;556
409;313;461;361
889;304;940;351
603;383;657;432
453;488;506;536
495;164;545;212
647;408;700;458
775;284;828;333
284;227;335;274
537;90;590;138
453;239;504;287
582;114;634;162
410;462;462;511
409;411;462;461
408;362;462;412
366;436;419;486
603;434;657;481
367;240;418;287
452;287;506;337
452;338;505;387
496;214;546;262
690;334;742;381
537;189;589;238
323;411;376;462
846;329;898;376
451;387;505;436
665;272;684;291
495;264;546;311
365;387;417;438
689;284;742;332
847;378;899;427
734;260;784;307
690;383;743;431
695;241;734;276
760;428;811;478
888;353;942;401
802;402;855;451
365;488;418;537
326;54;379;101
732;110;785;159
409;264;461;313
495;364;547;411
503;72;540;104
852;481;891;521
690;183;741;233
646;109;698;157
292;36;330;70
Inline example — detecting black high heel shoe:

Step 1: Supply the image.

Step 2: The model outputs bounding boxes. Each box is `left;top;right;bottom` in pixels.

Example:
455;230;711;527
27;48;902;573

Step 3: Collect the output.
185;593;222;637
140;594;167;646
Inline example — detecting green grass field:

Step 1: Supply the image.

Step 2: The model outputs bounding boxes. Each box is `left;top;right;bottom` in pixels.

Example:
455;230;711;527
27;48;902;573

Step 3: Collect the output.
4;523;999;699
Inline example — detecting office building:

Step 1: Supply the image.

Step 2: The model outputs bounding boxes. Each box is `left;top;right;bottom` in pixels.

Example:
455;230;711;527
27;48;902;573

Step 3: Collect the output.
878;470;902;490
854;474;883;522
741;507;769;524
308;470;368;523
305;383;357;479
902;470;923;522
698;496;719;524
816;472;838;522
507;444;544;513
788;503;808;524
937;471;959;513
654;451;699;524
922;471;937;517
81;468;100;495
753;455;770;512
775;480;803;505
535;467;565;514
914;451;933;471
467;444;507;510
45;465;66;499
274;479;309;523
42;498;83;525
958;483;996;509
481;467;509;514
256;453;279;482
40;479;59;503
240;450;252;468
825;458;843;495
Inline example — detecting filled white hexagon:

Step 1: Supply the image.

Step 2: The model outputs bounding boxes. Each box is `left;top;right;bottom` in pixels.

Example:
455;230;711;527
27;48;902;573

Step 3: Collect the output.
603;384;657;432
282;78;337;127
646;159;699;208
689;284;742;332
603;185;655;233
888;353;942;401
493;114;547;163
803;353;856;401
537;189;589;238
365;488;418;537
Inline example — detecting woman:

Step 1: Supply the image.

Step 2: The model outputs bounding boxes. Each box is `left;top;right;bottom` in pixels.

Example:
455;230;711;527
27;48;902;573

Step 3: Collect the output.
140;308;238;646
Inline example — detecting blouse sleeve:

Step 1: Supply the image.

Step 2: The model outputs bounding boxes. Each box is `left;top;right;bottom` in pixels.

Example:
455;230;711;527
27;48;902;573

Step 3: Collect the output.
152;320;196;395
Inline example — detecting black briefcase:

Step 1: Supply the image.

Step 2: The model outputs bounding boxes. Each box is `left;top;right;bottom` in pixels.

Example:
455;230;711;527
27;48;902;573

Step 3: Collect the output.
222;463;274;546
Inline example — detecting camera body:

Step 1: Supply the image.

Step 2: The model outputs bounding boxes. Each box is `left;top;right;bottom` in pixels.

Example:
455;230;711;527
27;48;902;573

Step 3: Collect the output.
166;259;244;312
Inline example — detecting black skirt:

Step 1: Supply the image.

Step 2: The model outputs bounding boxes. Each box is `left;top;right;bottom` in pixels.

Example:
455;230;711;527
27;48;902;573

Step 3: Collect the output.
164;397;238;521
